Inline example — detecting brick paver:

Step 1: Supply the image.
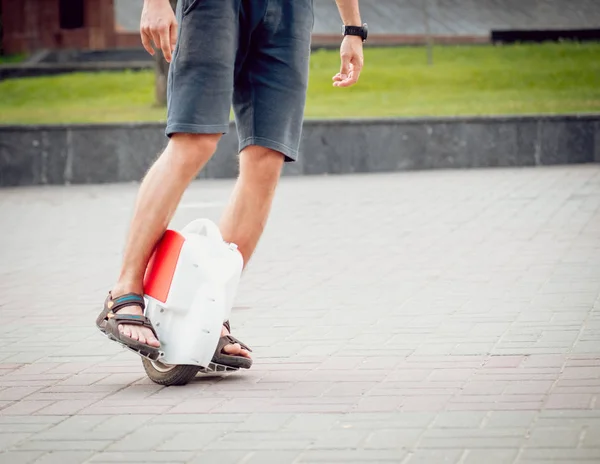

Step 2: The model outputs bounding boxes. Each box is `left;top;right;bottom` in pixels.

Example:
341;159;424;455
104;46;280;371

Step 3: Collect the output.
0;165;599;463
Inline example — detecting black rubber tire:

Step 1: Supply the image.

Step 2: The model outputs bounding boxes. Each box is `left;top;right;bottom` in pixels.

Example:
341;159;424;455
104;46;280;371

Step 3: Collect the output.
142;358;200;386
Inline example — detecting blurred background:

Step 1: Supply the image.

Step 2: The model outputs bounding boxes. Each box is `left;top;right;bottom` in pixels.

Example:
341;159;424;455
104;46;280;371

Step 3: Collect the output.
0;0;598;124
0;0;598;187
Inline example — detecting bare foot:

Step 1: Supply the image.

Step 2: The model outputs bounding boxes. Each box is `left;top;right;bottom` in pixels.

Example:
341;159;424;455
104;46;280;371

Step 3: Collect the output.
220;324;251;359
110;291;160;348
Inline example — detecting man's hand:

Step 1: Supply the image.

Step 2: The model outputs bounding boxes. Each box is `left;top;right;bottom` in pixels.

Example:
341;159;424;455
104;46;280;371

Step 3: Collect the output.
140;0;178;63
333;36;364;87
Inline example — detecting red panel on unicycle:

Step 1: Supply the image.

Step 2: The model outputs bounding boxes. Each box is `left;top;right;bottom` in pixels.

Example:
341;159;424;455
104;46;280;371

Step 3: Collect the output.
143;230;185;303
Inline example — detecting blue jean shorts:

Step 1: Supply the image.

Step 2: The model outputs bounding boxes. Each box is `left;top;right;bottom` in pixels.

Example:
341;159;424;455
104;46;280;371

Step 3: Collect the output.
166;0;314;162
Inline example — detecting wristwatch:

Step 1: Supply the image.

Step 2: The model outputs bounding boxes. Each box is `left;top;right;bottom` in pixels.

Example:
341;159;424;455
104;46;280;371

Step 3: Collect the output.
342;23;368;42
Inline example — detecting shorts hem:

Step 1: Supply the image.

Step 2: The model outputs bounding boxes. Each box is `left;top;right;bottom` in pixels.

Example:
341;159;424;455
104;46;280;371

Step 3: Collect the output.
165;123;230;137
239;136;298;162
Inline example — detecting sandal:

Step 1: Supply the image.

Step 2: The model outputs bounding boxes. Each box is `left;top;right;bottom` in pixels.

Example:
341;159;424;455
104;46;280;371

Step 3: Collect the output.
212;320;253;369
96;292;162;361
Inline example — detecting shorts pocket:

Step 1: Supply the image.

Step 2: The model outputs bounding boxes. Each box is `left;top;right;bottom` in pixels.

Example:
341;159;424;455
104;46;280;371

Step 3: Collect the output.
182;0;201;17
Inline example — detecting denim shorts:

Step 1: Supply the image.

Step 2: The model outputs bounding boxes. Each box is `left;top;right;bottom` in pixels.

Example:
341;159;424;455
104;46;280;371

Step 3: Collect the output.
166;0;314;162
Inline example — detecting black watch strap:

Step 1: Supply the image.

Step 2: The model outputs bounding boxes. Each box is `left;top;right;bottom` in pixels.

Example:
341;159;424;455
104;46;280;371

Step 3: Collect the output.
342;23;368;42
344;26;363;36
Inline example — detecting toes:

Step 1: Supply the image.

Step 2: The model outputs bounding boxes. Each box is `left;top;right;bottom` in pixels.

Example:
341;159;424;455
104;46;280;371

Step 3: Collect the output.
138;329;160;347
128;326;139;341
223;343;251;359
118;324;160;347
147;334;160;348
121;325;132;339
136;327;159;347
222;342;241;355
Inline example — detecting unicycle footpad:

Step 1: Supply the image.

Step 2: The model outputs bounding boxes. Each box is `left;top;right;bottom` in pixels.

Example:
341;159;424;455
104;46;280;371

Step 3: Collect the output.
198;362;239;374
105;330;240;375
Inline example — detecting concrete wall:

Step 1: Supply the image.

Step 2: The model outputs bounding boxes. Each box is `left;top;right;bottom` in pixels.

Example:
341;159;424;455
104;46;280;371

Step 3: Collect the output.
0;115;598;187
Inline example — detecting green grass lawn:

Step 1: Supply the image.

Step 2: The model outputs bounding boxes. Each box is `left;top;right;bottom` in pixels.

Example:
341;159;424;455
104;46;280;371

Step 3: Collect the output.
0;54;26;64
0;42;598;124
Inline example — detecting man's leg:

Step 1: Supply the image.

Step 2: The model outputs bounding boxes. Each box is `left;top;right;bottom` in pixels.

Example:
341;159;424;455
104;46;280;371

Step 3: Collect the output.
100;0;242;350
217;0;314;360
216;145;285;358
112;140;283;356
108;133;220;347
219;146;284;266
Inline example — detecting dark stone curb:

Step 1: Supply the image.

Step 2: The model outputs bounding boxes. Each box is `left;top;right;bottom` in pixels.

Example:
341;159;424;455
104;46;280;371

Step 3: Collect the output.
1;114;598;187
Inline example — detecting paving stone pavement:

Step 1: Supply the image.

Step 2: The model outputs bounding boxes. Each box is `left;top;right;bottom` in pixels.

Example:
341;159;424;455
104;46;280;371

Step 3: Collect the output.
0;165;599;463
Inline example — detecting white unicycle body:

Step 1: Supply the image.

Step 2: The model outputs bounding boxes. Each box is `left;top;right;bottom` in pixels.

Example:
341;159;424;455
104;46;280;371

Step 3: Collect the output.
140;219;243;386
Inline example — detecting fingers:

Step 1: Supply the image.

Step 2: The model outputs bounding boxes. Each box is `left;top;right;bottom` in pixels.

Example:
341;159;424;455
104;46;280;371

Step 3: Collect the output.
333;57;363;87
333;53;351;84
140;28;155;56
348;58;363;85
140;18;177;62
159;22;173;63
333;69;353;87
333;39;364;87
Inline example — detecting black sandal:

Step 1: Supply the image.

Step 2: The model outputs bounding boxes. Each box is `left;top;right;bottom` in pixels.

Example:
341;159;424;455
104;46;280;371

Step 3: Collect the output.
96;292;162;361
212;320;253;369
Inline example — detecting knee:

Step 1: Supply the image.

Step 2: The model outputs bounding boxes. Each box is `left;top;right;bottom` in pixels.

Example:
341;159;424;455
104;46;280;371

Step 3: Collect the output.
239;146;284;187
166;133;221;171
